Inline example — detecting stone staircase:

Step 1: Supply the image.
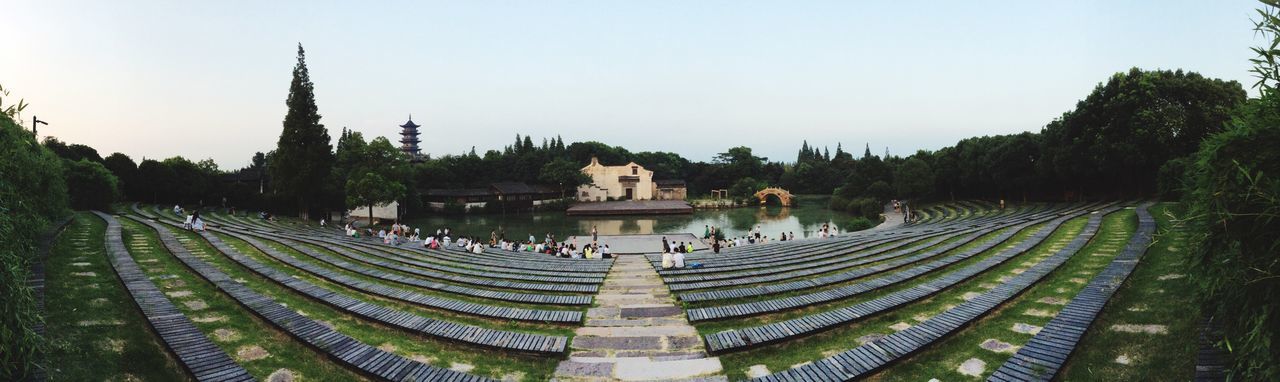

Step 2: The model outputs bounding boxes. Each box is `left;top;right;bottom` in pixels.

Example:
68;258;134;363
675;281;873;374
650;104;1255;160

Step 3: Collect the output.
554;255;725;381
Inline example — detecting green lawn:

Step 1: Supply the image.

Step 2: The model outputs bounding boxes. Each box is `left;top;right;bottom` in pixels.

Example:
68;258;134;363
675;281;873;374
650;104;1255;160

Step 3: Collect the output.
867;209;1136;381
43;212;189;381
117;216;360;381
712;216;1086;380
125;211;562;381
1056;203;1198;381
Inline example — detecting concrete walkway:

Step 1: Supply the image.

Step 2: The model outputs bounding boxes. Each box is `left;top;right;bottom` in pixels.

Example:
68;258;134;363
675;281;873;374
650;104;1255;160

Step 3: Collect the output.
554;255;725;382
874;203;906;230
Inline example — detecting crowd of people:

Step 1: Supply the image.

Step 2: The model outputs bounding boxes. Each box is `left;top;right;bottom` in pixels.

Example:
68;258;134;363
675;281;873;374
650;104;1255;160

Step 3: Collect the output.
328;216;855;267
340;221;614;260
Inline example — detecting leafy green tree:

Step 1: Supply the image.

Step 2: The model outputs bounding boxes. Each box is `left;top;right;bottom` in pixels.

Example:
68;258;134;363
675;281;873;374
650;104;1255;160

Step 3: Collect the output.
344;137;410;225
269;44;333;219
102;153;138;200
346;172;405;226
1040;68;1245;196
63;159;120;210
728;177;767;201
893;158;934;199
715;146;766;182
539;158;590;197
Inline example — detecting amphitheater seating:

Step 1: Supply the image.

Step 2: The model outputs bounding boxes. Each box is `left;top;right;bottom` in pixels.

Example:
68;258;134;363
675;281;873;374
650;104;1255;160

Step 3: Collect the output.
751;206;1117;381
987;203;1155;381
116;213;495;381
91;212;254;382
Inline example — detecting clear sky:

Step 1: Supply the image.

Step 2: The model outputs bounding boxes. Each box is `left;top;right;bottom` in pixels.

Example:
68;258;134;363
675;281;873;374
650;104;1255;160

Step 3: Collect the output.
2;1;1264;169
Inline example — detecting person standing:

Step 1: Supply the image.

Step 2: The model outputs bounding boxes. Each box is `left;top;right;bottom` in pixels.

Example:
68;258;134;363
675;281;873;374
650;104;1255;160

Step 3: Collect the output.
591;225;598;243
662;237;670;254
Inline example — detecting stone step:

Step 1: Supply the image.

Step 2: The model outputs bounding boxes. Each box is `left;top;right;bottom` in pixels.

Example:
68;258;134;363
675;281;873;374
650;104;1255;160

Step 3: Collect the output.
620;305;684;318
555;357;725;382
576;326;698;337
586;318;690;327
614;357;724;381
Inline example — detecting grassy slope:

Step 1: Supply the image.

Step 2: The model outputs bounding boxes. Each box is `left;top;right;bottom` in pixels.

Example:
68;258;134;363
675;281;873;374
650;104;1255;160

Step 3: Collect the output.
135;213;562;381
43;212;189;381
713;216;1088;380
1056;202;1197;381
867;209;1136;381
117;217;360;381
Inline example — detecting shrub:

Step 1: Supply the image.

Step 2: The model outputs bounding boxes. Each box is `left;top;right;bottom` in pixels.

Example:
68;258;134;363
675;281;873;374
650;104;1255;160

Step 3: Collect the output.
841;217;874;232
441;201;467;215
64;159;120;210
0;110;69;380
1185;92;1280;381
1156;156;1189;199
857;198;883;221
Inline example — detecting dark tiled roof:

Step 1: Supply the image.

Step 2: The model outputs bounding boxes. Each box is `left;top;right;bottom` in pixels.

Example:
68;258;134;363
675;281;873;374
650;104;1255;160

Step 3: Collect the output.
490;182;538;194
655;179;686;187
424;188;491;197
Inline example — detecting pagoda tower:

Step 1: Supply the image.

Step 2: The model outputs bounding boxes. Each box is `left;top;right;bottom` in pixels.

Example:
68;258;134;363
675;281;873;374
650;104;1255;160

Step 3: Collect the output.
399;115;422;160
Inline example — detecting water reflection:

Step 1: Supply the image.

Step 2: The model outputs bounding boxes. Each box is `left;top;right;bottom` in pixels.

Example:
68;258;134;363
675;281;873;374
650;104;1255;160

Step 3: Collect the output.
402;195;862;240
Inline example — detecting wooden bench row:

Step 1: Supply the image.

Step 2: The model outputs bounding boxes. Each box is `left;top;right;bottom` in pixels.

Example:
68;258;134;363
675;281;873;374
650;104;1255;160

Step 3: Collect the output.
662;203;1051;274
248;228;604;285
667;230;968;292
92;212;254;382
209;227;585;321
686;206;1095;307
704;207;1097;353
220;226;594;307
684;227;1006;316
211;207;616;273
202;209;614;275
680;203;1106;310
753;208;1114;381
130;216;571;355
307;235;607;281
987;203;1155;382
117;213;498;381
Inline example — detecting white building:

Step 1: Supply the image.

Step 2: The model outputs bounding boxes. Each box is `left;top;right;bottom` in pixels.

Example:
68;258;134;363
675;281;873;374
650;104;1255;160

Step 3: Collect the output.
577;157;655;201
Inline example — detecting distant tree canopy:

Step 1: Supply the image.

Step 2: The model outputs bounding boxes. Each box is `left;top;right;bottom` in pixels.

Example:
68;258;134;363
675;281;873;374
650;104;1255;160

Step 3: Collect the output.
824;67;1247;211
1040;68;1246;196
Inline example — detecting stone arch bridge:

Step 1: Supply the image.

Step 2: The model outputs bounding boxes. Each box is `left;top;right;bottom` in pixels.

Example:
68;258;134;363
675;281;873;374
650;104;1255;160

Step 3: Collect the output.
754;187;794;206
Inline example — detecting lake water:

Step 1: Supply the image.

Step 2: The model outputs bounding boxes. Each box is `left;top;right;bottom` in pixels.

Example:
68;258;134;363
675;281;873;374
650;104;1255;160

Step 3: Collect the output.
402;195;868;241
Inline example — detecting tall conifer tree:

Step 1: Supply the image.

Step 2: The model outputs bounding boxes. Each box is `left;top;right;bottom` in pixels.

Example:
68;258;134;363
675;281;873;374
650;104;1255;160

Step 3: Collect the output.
269;44;333;219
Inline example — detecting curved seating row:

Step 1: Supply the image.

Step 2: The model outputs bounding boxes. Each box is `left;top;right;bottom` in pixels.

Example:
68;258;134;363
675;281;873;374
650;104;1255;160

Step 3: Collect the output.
141;206;599;303
987;203;1155;381
115;212;499;381
129;214;571;355
219;225;598;294
753;207;1115;381
245;226;604;284
676;204;1087;303
665;233;951;288
685;227;1007;314
202;209;613;275
665;202;1046;272
209;225;584;322
704;205;1101;353
91;212;253;382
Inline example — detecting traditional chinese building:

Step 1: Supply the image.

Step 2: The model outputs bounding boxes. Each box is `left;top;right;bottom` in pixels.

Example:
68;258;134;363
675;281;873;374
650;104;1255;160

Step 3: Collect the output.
576;157;686;202
399;116;423;161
